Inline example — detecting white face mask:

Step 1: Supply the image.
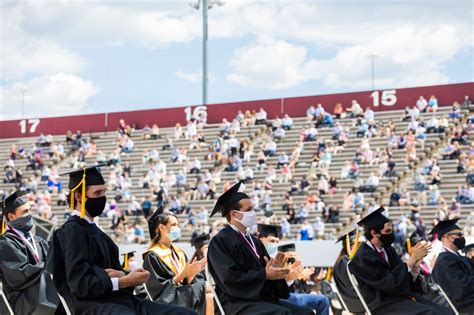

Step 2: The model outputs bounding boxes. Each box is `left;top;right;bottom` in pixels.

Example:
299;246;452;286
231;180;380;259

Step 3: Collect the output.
234;210;257;228
169;226;181;241
265;243;278;256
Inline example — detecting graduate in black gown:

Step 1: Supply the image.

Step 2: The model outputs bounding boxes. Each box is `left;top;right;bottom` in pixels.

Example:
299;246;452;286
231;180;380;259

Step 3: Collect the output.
46;165;195;315
0;191;60;315
431;219;474;313
190;233;215;315
332;229;365;314
207;181;313;315
143;211;206;314
348;208;452;315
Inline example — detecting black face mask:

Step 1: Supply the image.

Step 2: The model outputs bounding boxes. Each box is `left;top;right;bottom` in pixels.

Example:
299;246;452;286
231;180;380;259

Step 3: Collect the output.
453;237;466;250
85;196;107;217
9;214;33;234
379;233;395;247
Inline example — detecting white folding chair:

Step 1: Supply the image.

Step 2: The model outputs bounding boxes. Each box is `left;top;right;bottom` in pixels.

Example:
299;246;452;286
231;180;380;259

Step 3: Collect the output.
346;261;372;315
58;293;72;315
143;283;154;301
0;282;14;315
205;266;226;315
434;283;459;315
328;280;349;312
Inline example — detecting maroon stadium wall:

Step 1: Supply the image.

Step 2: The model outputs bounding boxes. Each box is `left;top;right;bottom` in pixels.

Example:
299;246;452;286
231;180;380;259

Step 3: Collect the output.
1;82;472;139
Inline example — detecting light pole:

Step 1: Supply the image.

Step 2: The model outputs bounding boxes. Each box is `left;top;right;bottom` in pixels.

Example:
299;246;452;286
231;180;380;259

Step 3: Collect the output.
21;85;27;119
368;52;378;91
190;0;224;106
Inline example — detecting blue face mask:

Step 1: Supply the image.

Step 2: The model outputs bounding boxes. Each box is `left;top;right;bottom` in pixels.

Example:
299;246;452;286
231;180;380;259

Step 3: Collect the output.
169;227;181;241
265;243;278;256
9;214;33;234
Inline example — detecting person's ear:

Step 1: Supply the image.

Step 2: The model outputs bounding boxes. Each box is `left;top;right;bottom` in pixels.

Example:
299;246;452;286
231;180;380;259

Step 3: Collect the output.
74;191;82;204
7;213;15;222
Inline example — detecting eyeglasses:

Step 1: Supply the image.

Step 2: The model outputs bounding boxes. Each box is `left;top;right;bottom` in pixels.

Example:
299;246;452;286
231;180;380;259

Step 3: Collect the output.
446;232;464;238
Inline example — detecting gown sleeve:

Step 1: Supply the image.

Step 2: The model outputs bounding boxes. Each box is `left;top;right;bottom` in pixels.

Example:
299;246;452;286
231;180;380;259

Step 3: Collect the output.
207;234;266;301
433;255;474;300
58;223;113;299
349;248;414;296
143;252;206;310
0;237;44;291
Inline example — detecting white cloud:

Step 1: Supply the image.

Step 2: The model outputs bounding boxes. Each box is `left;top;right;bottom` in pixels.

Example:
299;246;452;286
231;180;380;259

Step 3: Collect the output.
176;69;216;83
227;24;468;90
0;73;99;120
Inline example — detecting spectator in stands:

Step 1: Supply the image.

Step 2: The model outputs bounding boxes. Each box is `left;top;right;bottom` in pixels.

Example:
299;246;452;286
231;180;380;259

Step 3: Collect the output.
461;95;472;110
255;108;268;125
299;176;311;194
299;220;314;240
120;135;134;153
428;185;441;205
317;175;328;195
302;126;318;141
352;188;365;210
225;155;242;172
174;123;183;140
364;106;374;121
273;125;286;142
277;152;289;168
189;158;201;174
282;114;293;130
426;116;439;133
313;217;325;239
449;101;462;120
333;102;344;119
362;172;379;193
427;95;438;112
416;96;428;112
263;139;277;156
347;100;363;118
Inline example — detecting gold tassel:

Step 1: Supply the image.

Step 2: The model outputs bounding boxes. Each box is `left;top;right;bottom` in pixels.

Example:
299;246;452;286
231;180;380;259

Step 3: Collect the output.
1;218;5;235
407;238;412;255
326;267;332;281
345;234;351;256
124;253;129;270
349;229;360;259
69;169;87;218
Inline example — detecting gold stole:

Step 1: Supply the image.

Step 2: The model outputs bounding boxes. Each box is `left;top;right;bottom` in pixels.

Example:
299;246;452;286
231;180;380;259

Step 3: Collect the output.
146;242;187;275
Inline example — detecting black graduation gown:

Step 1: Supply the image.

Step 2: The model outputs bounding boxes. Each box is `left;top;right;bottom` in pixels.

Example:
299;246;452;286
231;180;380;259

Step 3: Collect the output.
333;255;365;314
0;230;59;315
432;251;474;313
207;225;313;315
143;250;206;314
46;216;196;315
348;242;451;315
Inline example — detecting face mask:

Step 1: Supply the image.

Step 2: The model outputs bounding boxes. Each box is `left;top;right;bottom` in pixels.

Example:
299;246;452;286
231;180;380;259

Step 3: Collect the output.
9;214;33;234
266;243;278;256
128;260;139;271
85;196;107;217
235;210;257;228
169;226;181;241
379;233;395;247
453;237;466;250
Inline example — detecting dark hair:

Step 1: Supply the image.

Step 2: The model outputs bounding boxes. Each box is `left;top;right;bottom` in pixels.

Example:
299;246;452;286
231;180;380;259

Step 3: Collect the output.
364;222;386;241
225;199;244;221
151;212;178;245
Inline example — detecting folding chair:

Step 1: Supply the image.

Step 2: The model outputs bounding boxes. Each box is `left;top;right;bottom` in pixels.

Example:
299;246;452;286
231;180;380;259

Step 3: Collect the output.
346;261;372;315
0;282;14;315
205;266;226;315
329;280;349;312
58;292;72;315
434;283;459;315
143;283;154;301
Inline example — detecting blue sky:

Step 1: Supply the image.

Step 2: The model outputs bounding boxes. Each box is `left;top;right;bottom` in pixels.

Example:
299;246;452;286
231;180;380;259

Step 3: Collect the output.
1;0;473;119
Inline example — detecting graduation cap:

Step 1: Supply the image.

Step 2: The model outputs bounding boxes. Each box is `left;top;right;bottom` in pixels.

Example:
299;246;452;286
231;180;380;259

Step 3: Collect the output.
147;203;166;240
210;181;249;217
121;251;135;270
257;224;281;238
336;228;360;258
60;164;106;218
1;191;27;234
190;233;210;249
357;207;389;230
462;244;474;254
278;243;296;253
429;218;461;240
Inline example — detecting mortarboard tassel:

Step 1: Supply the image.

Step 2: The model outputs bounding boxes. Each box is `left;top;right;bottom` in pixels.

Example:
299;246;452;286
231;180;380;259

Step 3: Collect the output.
124;252;129;270
1;217;5;235
349;229;360;259
345;234;351;256
69;169;87;218
407;238;412;256
325;267;332;281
